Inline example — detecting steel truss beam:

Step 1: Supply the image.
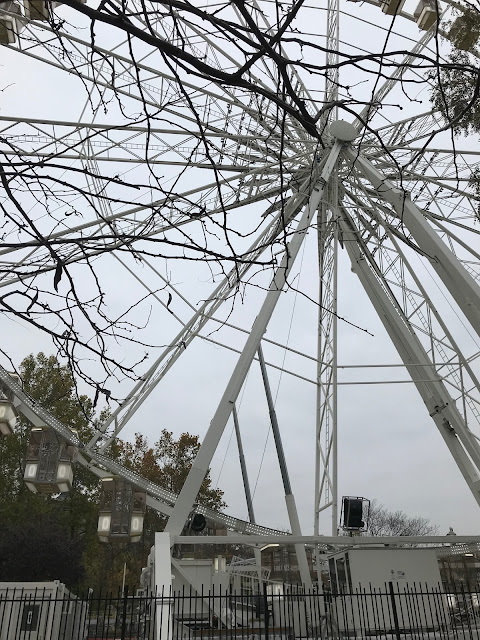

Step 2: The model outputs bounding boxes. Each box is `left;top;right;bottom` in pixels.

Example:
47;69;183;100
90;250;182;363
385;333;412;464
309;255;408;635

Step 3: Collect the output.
338;203;480;508
0;116;289;168
345;148;480;340
89;159;331;450
315;182;339;537
341;184;480;435
313;0;340;544
174;534;480;546
354;29;438;131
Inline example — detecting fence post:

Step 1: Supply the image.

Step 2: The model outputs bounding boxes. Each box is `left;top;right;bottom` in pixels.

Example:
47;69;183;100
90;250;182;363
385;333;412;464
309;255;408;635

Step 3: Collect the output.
263;582;269;640
121;585;129;640
388;582;401;640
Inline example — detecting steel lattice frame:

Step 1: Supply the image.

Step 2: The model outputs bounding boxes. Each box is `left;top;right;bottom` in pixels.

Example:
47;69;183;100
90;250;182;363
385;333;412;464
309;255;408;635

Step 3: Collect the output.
0;0;480;585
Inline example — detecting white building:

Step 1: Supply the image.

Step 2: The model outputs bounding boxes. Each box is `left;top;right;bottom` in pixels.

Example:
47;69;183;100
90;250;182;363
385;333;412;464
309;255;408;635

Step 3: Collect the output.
326;547;449;632
0;581;87;640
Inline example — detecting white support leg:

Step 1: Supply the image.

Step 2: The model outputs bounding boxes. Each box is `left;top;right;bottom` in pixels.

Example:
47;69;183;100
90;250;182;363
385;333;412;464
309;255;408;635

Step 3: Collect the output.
339;208;480;507
284;494;313;588
154;532;173;640
345;148;480;339
164;142;343;539
258;344;313;588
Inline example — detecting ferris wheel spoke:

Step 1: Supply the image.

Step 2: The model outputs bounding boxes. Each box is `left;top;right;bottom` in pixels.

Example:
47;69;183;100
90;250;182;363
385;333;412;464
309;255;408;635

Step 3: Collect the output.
365;138;480;184
88;162;327;450
0;116;299;168
0;148;300;287
367;164;479;223
3;19;305;155
361;111;446;155
0;118;280;168
354;28;437;131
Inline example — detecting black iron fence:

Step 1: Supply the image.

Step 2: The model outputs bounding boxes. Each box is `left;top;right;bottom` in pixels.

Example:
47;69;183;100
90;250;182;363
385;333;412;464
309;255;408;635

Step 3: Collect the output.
1;583;480;640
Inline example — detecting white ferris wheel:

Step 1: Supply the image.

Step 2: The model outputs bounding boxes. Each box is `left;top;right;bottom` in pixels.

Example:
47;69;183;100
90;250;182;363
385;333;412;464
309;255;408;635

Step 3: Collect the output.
0;0;479;587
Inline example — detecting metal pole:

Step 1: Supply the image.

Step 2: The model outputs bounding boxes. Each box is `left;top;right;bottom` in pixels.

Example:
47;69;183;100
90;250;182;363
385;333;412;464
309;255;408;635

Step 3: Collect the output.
331;207;339;537
232;404;256;524
122;562;127;594
232;403;264;584
257;344;292;496
258;343;313;588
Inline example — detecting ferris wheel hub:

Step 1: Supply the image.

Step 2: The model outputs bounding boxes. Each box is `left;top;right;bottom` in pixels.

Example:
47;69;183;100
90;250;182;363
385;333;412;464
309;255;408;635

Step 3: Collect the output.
329;120;358;142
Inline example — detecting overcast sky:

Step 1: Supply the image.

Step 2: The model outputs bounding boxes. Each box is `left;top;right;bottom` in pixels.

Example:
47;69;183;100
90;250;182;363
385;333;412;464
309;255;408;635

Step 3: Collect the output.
1;0;480;541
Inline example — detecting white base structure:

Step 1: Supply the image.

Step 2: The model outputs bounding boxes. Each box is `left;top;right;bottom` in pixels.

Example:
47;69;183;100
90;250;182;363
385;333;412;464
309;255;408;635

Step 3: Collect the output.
326;548;448;632
328;547;443;591
0;582;87;640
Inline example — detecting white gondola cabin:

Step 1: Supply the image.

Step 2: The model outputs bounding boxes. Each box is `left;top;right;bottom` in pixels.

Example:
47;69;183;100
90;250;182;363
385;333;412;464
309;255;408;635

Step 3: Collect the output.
414;0;439;30
23;427;77;493
24;0;87;19
0;397;17;436
380;0;406;16
97;477;147;544
24;0;51;21
0;1;21;44
1;0;88;37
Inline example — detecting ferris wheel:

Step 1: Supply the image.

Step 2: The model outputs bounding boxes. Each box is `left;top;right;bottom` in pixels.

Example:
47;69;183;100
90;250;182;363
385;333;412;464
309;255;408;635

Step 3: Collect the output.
0;0;479;587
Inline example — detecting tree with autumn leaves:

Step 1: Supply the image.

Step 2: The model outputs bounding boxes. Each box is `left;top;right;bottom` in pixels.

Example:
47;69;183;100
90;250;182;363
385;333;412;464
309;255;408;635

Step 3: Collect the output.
0;353;225;591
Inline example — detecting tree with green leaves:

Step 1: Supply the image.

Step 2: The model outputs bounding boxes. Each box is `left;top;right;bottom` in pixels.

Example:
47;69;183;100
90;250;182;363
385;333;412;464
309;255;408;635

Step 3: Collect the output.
105;431;226;586
0;353;97;586
0;352;225;591
429;3;480;216
431;50;480;137
430;1;480;127
447;2;480;55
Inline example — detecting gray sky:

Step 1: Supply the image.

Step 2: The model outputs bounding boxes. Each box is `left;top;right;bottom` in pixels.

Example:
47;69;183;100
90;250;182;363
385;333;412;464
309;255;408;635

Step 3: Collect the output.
1;0;480;540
